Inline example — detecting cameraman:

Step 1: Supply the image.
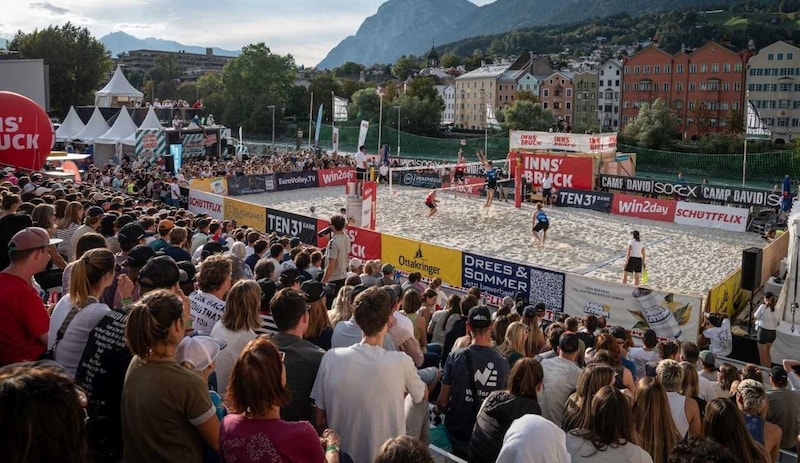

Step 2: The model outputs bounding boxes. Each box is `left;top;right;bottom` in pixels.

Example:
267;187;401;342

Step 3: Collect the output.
320;214;351;297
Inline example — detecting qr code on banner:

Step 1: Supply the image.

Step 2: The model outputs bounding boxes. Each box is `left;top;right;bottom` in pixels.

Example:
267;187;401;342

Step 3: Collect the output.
529;267;565;312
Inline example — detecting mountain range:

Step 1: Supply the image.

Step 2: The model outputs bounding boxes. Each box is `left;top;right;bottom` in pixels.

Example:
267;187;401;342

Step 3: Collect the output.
317;0;737;68
98;31;240;58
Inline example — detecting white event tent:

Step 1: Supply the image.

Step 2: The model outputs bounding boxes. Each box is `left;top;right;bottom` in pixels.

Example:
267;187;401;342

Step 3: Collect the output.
94;65;144;107
72;107;110;143
121;106;164;145
55;106;85;142
95;107;138;146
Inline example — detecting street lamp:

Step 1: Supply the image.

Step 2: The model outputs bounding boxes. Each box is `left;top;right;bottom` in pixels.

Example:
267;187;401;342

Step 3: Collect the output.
393;105;401;157
268;105;276;149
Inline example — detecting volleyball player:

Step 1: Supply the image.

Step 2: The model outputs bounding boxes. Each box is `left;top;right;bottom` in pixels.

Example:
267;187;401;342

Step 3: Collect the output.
425;187;439;217
477;150;498;208
531;202;549;246
453;149;466;197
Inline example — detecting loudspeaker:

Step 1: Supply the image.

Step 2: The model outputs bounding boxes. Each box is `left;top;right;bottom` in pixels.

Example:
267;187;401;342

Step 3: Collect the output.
741;247;763;291
163;155;174;174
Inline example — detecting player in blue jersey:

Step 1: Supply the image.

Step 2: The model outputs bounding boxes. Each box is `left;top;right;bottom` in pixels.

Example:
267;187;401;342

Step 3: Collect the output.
477;150;497;208
532;202;549;246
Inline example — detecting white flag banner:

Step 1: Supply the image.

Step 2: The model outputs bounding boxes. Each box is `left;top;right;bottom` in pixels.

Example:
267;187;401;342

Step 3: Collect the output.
745;99;771;140
333;96;349;122
357;120;369;148
486;103;501;129
332;127;340;153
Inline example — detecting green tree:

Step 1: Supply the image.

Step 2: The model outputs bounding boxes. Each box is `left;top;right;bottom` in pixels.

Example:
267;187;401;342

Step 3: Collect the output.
9;22;111;116
692;101;712;135
726;107;744;134
440;52;461;68
307;71;342;123
622;98;677;149
334;62;363;77
514;90;539;103
284;85;311;121
391;55;420;80
195;73;225;120
150;54;179;83
502;100;553;131
122;68;147;90
221;43;296;131
175;82;198;104
340;79;366;100
349;88;381;123
405;77;441;103
385;95;442;137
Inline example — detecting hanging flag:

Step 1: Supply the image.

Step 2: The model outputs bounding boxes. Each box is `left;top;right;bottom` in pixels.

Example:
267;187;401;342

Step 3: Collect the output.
745;98;771;140
486;102;501;129
332;127;340;153
313;104;323;147
357;120;370;148
333;96;349;122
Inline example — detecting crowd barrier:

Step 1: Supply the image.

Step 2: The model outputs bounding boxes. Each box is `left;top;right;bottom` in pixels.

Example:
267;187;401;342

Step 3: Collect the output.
187;186;704;342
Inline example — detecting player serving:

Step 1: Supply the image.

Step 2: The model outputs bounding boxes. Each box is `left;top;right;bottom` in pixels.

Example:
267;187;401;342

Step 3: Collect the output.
452;148;466;197
532;202;549;246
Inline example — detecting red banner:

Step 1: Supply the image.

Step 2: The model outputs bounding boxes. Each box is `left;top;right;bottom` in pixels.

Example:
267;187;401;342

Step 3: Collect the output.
513;152;594;190
611;193;676;222
454;176;485;196
317;167;353;187
316;219;382;261
362;181;377;229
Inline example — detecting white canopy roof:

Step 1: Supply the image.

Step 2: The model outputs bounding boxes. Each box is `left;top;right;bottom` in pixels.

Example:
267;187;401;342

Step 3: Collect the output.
95;107;138;145
121;106;164;146
72;107;110;143
94;65;144;107
55;106;86;142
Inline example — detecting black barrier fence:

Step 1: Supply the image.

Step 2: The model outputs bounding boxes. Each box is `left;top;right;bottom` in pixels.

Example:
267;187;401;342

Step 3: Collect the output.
391;171;444;189
266;209;318;245
597;174;782;208
227;174;277;196
555;188;613;213
275;171;318;191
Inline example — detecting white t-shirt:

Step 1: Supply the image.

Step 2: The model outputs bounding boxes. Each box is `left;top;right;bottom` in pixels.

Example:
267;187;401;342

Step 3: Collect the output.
627;347;661;379
542;176;553;189
754;304;782;330
628;239;644;258
565;432;653;463
310;343;425;463
354;151;367;169
394;311;414;337
48;296;111;377
497;415;570;463
788;371;800;391
210;321;256;395
170;182;181;200
189;290;226;335
703;319;732;357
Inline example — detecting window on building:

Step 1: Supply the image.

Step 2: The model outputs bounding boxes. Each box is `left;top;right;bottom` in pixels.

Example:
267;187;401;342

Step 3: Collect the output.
721;102;728;110
543;89;549;97
644;65;650;74
778;53;785;60
712;64;719;72
622;116;628;124
605;91;613;99
615;79;620;86
598;105;603;111
674;100;683;109
688;101;695;109
789;53;794;60
676;64;684;73
780;83;792;92
664;83;670;91
634;66;640;75
724;63;731;72
689;82;696;91
600;70;605;76
778;117;789;127
723;82;730;91
566;89;572;97
769;53;775;60
664;65;671;74
676;82;683;91
734;82;741;90
701;64;707;73
623;100;629;108
543;102;549;109
733;102;740;110
624;66;630;75
566;102;571;109
616;70;620;75
654;65;660;74
614;91;619;99
690;64;697;73
735;63;742;72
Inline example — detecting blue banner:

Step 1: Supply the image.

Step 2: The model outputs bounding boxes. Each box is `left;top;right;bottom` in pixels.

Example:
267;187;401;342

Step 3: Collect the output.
170;143;183;174
266;209;318;245
275;171;318;191
555;188;613;213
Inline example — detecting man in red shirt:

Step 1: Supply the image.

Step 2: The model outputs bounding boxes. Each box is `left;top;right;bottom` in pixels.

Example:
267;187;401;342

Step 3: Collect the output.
0;227;61;365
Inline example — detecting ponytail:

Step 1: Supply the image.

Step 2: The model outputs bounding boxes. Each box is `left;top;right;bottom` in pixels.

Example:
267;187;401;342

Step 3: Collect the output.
632;230;641;242
68;248;115;308
124;289;184;360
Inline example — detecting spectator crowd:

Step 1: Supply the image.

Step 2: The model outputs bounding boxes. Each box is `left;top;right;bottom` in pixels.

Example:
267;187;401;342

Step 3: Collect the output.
1;157;800;463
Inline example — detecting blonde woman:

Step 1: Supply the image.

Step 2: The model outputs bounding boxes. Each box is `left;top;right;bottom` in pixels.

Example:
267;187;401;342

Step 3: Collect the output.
328;285;354;326
211;279;261;394
497;322;529;368
302;280;333;350
55;201;83;258
633;377;681;463
679;361;708;418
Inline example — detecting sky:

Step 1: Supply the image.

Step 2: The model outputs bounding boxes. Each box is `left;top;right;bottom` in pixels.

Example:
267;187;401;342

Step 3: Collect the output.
2;0;495;66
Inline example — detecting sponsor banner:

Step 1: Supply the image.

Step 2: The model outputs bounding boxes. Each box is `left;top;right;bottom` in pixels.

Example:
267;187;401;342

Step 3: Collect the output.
266;209;318;245
555;188;613;213
179;186;189;210
224;198;267;231
227;174;276;196
275;170;318;191
317;220;382;261
181;133;205;158
454;176;485;196
599;174;781;207
611;193;676;222
462;253;530;303
135;128;166;159
317;167;353;187
515;152;594;190
332;127;339;153
391;171;443;189
204;133;217;146
189;177;228;195
381;234;462;287
707;269;749;317
362;181;377;229
189;189;224;219
674;202;749;232
510;130;618;153
564;274;701;342
357;120;369;148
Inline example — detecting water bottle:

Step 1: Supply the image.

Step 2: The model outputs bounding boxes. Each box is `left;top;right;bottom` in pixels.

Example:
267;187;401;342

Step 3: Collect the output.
633;288;681;339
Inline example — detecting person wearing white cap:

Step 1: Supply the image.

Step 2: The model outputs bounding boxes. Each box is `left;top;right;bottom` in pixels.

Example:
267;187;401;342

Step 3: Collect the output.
177;334;228;421
496;414;570;463
0;227;61;365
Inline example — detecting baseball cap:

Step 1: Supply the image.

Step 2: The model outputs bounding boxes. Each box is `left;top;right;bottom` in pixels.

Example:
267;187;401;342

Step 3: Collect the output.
176;335;227;371
468;305;492;328
770;365;789;383
138;255;181;289
502;296;514;308
201;241;228;259
118;222;146;246
301;280;325;303
176;260;197;282
559;332;580;353
157;219;175;232
351;283;369;301
349;258;363;269
699;350;716;366
609;325;628;341
86;206;105;218
126;244;156;268
381;263;395;274
8;227;62;252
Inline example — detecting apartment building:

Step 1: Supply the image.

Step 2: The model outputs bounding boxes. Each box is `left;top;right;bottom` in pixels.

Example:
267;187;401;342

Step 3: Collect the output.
117;48;234;82
746;40;800;143
573;70;598;131
540;71;575;128
597;59;622;131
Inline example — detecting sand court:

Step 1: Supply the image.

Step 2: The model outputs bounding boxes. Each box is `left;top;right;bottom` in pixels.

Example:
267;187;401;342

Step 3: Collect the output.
245;184;765;296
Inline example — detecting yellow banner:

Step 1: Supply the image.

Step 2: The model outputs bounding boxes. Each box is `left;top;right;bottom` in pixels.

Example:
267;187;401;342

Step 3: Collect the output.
381;234;462;287
189;177;228;195
707;269;750;317
223;198;267;231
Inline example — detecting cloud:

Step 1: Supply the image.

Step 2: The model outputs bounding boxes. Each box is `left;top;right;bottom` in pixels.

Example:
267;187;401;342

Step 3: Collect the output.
29;2;73;15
